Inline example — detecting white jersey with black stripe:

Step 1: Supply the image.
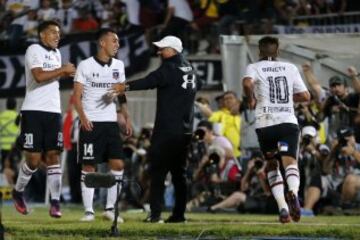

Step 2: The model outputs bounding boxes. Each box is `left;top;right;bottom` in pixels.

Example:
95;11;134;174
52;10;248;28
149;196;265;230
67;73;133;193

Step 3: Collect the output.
243;60;308;129
74;57;126;122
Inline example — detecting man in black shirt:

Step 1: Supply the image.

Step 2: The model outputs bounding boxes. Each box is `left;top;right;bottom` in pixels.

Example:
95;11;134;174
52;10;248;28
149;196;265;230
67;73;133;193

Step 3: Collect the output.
111;36;200;223
322;76;360;141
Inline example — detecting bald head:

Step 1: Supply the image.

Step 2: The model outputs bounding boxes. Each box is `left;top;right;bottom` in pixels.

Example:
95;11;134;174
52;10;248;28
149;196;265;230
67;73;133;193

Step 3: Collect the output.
258;36;279;59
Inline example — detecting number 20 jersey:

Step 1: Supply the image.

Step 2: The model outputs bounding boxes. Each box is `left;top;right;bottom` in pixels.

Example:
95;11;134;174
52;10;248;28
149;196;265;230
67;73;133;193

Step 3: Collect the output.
244;60;308;129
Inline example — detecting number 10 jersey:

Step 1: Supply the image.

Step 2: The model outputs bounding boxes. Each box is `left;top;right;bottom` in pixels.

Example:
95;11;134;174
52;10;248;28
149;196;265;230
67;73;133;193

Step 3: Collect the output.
244;60;308;129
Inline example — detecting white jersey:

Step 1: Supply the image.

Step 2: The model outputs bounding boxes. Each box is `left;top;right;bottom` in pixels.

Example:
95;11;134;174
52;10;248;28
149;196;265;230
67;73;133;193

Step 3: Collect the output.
243;60;308;129
21;44;62;113
74;57;126;122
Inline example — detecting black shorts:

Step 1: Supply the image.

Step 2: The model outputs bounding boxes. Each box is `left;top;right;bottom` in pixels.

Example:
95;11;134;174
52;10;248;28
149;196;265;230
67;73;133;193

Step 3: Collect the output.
19;111;63;152
255;123;300;160
78;122;124;165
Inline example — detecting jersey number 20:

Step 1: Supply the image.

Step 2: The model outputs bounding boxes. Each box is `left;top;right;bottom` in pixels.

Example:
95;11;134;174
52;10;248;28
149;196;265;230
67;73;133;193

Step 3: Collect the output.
268;76;289;104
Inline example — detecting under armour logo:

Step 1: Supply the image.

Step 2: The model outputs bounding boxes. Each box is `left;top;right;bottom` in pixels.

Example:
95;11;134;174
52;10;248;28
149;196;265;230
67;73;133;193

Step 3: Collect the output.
181;74;196;89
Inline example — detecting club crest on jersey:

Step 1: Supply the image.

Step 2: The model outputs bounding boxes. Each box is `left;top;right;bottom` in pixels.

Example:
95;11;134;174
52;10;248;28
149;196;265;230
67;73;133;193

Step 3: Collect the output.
112;70;119;80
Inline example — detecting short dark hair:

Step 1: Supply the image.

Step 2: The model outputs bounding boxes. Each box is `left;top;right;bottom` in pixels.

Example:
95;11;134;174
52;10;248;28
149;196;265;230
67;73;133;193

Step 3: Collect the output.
223;91;237;98
96;28;117;41
197;120;213;131
38;20;61;36
6;97;16;110
258;36;279;58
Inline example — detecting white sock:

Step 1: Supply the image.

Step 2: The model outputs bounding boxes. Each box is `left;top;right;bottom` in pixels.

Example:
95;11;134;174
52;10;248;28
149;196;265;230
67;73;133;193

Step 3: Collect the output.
267;169;288;212
285;164;300;196
81;171;95;213
105;169;124;210
15;162;37;192
47;164;62;201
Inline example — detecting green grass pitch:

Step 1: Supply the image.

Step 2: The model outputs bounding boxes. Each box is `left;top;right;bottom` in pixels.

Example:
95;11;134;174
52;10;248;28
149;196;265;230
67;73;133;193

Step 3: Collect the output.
1;205;360;239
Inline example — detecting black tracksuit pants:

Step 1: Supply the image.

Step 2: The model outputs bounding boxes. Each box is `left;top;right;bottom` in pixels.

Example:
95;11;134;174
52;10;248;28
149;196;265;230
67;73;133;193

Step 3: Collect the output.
149;133;191;218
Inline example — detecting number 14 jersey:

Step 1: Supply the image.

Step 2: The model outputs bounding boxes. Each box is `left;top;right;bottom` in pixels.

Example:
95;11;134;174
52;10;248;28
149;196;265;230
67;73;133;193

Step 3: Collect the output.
244;60;308;129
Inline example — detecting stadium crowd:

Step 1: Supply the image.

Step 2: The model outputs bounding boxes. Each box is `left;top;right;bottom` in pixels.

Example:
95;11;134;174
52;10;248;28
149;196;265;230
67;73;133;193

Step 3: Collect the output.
1;0;360;53
1;63;360;218
1;0;360;220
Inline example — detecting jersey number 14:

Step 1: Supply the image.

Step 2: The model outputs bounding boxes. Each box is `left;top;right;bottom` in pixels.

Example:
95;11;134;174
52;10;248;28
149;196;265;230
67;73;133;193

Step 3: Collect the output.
268;76;289;104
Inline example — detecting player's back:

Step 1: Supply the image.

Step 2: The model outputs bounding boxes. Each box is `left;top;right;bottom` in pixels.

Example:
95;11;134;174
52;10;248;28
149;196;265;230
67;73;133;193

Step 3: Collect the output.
245;60;306;129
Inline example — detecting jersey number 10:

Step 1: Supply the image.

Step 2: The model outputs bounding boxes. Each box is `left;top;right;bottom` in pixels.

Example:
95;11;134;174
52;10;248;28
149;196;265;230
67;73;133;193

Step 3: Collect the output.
268;76;289;104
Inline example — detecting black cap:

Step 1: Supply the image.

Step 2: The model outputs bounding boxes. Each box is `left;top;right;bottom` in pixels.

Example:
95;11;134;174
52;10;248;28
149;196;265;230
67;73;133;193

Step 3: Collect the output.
329;76;345;86
337;127;353;139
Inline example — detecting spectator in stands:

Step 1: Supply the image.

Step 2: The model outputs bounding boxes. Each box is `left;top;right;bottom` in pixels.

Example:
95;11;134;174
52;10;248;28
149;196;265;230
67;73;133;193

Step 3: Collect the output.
122;0;141;30
5;0;31;48
345;0;360;11
160;0;193;40
189;0;222;53
216;0;240;35
310;0;332;14
23;10;39;42
72;0;104;20
72;8;99;33
139;0;164;30
56;0;78;34
38;0;56;22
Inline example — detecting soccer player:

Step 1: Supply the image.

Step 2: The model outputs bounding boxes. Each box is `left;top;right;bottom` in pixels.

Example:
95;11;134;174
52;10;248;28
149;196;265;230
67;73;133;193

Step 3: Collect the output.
73;28;132;222
12;20;76;218
242;36;310;223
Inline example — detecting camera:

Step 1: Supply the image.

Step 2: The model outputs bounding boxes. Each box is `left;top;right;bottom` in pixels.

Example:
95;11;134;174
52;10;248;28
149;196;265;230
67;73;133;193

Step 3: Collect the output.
253;159;264;171
337;127;353;147
202;145;225;175
193;128;206;141
331;95;343;106
139;128;151;140
302;135;312;146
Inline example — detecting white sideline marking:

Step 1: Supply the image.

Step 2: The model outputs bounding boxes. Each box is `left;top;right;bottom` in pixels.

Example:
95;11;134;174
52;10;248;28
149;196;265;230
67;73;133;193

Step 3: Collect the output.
193;221;360;226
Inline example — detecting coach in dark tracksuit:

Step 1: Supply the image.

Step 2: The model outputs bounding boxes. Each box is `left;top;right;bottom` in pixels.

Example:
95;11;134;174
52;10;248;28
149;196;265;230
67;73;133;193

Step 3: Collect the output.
111;36;200;223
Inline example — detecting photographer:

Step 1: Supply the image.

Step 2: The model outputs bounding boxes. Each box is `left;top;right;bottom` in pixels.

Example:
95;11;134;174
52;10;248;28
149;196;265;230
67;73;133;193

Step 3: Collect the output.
208;151;277;214
193;120;240;183
186;121;241;211
302;63;360;142
298;126;323;199
302;127;360;216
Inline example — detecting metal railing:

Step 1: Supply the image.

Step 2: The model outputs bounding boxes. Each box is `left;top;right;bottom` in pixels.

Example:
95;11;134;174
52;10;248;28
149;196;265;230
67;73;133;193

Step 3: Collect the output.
292;11;360;26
